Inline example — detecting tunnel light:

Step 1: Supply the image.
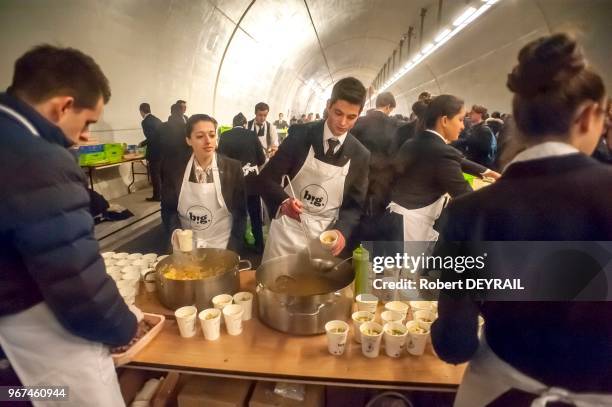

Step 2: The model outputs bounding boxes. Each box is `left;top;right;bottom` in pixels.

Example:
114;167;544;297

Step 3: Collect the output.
435;29;451;42
373;0;501;95
421;43;434;54
453;7;477;26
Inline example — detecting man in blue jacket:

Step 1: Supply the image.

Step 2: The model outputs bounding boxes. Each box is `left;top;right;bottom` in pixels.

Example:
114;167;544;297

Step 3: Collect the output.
0;45;137;405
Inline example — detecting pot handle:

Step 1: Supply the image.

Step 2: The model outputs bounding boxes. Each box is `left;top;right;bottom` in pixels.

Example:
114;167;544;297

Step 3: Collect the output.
238;259;252;272
143;270;156;283
286;302;325;316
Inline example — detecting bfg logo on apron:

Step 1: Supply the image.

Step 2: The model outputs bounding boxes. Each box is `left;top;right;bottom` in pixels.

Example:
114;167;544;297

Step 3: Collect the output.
300;184;328;212
187;205;213;230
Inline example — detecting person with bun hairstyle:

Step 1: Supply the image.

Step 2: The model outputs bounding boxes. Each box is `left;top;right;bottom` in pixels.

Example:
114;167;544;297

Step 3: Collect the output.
432;34;612;406
386;94;497;243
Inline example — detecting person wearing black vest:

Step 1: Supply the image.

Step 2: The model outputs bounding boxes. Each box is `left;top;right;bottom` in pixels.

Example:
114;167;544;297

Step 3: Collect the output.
218;113;266;252
139;102;163;201
257;77;370;261
248;102;279;160
432;33;612;406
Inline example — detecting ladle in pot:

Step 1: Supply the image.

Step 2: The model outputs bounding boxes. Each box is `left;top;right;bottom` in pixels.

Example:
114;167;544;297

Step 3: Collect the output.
282;175;337;272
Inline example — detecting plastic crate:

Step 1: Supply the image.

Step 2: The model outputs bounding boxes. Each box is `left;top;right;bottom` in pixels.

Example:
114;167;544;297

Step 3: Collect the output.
104;143;124;163
79;144;104;154
79;152;108;166
219;125;232;135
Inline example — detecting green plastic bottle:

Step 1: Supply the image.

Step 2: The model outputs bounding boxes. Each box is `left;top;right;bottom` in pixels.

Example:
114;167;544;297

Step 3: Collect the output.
353;244;370;297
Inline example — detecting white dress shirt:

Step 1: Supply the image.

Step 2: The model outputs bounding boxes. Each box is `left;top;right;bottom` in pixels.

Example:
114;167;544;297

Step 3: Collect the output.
505;141;579;171
250;121;279;150
323;120;347;155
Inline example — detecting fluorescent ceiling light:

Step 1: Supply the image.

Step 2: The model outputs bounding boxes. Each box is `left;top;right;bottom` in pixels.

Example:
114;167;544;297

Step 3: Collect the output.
435;29;451;42
465;4;490;25
453;7;477;26
421;43;434;54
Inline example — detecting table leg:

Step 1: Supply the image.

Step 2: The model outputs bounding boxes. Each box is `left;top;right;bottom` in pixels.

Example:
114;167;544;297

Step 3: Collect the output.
88;168;95;191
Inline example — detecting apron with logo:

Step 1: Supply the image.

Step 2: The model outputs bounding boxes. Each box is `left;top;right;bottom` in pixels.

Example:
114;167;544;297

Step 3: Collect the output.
262;147;350;262
177;154;232;249
0;103;124;406
455;334;612;407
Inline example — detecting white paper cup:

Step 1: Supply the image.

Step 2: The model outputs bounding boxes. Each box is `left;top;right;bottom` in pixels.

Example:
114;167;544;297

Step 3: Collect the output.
177;229;193;252
406;320;430;356
325;320;349;356
113;252;129;260
115;259;129;268
409;301;433;313
198;308;221;340
351;311;375;343
131;259;150;270
118;286;136;305
360;322;383;358
104;258;116;267
143;253;158;262
319;230;338;249
381;310;403;326
101;251;115;259
122;277;140;295
384;322;409;358
233;292;253;321
122;266;140;279
106;265;121;277
414;309;437;331
175;306;198;338
116;279;133;290
356;294;378;313
127;253;143;260
385;301;409;321
222;304;244;335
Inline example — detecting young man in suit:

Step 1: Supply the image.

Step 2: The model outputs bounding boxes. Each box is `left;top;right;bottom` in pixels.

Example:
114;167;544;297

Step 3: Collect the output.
139;102;163;201
218;113;266;252
258;77;370;262
248;102;279;160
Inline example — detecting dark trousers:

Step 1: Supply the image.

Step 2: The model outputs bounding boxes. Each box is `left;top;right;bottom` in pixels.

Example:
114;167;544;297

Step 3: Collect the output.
149;159;162;199
247;194;264;249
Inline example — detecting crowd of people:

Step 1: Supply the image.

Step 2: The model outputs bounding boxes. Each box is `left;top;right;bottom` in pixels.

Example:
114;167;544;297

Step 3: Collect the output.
0;32;611;406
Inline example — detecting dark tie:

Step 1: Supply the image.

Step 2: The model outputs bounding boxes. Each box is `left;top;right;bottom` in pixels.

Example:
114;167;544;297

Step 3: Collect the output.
325;138;340;159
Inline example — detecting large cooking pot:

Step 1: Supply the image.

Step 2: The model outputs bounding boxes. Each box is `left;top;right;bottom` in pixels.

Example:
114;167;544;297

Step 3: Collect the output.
151;248;251;311
256;251;354;335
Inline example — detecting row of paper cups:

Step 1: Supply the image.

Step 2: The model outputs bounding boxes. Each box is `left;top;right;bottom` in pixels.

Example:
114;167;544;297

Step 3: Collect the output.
175;292;254;339
325;317;431;358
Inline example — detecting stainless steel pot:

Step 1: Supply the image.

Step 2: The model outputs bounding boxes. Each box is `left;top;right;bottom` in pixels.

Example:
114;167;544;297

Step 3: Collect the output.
256;251;354;335
149;248;251;311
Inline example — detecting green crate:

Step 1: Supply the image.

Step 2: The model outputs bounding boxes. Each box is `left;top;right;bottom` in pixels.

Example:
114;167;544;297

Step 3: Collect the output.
463;172;475;187
79;152;108;166
219;125;232;135
104;143;124;163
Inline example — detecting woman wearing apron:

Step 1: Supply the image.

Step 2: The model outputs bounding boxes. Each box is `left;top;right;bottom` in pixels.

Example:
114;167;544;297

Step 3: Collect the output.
387;94;473;245
431;34;612;406
161;114;246;252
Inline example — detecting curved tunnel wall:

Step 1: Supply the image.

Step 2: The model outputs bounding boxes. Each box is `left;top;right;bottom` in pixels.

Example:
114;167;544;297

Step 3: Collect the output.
0;0;610;141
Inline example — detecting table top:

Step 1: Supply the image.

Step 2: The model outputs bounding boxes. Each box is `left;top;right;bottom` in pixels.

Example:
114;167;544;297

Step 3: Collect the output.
131;271;466;390
80;155;145;169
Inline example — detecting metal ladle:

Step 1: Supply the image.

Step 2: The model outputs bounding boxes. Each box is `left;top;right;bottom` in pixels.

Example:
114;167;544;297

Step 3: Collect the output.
282;175;337;272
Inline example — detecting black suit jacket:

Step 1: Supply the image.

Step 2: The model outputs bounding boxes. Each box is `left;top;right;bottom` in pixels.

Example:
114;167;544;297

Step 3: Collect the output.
257;121;370;240
160;154;246;253
141;114;162;160
390;130;473;209
432;153;612;392
218;126;266;167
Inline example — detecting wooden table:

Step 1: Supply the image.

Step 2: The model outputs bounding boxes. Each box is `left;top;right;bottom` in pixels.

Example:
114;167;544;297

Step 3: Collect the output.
130;271;466;391
81;155;148;193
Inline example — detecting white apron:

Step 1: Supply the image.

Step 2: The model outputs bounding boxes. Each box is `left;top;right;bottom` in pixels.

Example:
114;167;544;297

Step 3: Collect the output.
455;335;612;407
178;154;232;249
0;103;124;406
262;147;350;262
388;194;448;242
